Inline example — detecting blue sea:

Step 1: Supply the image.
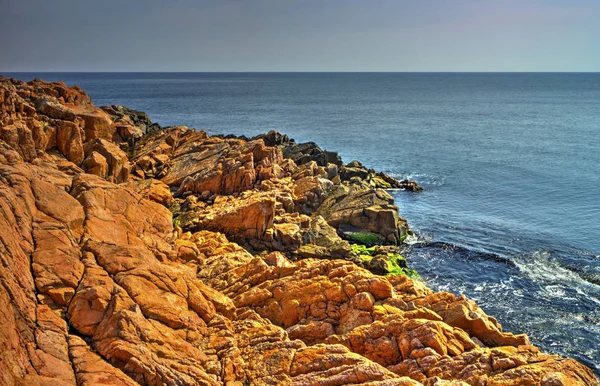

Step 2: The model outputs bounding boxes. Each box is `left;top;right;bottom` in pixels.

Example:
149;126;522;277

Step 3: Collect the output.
7;72;600;373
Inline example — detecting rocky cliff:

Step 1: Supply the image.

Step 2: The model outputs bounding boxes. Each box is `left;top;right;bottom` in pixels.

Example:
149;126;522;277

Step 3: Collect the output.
0;76;597;386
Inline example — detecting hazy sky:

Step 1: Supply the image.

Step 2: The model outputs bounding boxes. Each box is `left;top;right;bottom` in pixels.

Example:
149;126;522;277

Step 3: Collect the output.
1;0;598;72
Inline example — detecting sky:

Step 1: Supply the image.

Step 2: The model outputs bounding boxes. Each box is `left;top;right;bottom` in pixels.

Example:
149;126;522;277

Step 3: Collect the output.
0;0;599;72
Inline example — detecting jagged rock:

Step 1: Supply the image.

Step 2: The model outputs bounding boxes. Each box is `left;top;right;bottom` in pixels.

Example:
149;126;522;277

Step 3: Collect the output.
115;122;143;142
56;120;85;164
180;189;276;242
0;121;38;161
102;104;161;137
0;77;118;165
68;335;139;386
255;129;290;147
251;130;343;167
293;176;334;214
132;126;412;247
121;178;173;206
34;93;115;142
81;151;108;178
284;141;343;167
254;130;421;192
0;75;596;386
74;106;115;141
297;215;355;261
83;138;131;182
341;160;371;180
35;97;77;121
196;240;597;385
317;184;409;243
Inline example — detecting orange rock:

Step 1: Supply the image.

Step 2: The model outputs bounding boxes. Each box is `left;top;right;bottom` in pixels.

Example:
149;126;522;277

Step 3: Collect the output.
292;176;333;213
81;150;108;178
35;97;77;121
0;75;596;386
69;335;139;386
0;122;38;161
180;190;275;242
71;104;116;141
56;119;85;164
83;139;131;182
121;178;173;206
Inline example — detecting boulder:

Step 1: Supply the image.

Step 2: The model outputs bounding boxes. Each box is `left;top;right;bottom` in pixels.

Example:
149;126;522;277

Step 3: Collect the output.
115;122;143;141
81;151;108;178
0;122;38;161
293;176;334;214
179;190;276;242
102;104;161;137
34;97;76;121
83;139;131;182
56;120;85;164
316;184;408;243
72;105;115;141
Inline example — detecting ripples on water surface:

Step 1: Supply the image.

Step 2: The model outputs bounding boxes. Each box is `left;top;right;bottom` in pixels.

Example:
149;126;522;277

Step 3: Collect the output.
6;72;600;374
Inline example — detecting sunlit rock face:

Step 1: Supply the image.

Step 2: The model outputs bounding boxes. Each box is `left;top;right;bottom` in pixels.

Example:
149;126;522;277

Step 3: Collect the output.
0;75;597;386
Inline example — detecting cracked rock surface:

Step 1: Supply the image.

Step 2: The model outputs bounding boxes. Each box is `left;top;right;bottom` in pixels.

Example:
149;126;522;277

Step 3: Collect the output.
0;76;597;385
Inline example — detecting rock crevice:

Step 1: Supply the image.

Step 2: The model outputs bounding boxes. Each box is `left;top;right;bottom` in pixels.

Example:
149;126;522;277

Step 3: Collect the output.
0;76;597;386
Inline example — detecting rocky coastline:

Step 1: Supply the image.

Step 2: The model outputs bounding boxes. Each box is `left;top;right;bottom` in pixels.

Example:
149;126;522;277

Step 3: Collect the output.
0;75;597;385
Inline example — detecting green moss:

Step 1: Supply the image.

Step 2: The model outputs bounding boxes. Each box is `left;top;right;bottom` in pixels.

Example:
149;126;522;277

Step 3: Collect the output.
372;176;392;189
351;244;375;263
352;244;419;279
351;244;376;256
360;255;372;263
385;252;420;279
387;266;420;278
172;217;180;228
399;228;416;244
348;232;385;246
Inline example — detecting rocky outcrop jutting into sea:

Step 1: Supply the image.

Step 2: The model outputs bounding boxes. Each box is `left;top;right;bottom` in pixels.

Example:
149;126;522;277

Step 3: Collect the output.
0;76;597;385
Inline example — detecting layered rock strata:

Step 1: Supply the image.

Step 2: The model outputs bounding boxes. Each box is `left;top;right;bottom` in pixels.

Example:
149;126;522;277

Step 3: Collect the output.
0;76;597;386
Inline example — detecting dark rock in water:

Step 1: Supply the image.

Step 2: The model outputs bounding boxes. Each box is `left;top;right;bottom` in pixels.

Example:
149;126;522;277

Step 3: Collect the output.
259;129;290;147
101;105;162;138
346;160;363;168
283;141;343;167
340;161;423;192
253;130;343;167
375;172;423;192
317;184;409;244
340;162;370;180
253;131;421;192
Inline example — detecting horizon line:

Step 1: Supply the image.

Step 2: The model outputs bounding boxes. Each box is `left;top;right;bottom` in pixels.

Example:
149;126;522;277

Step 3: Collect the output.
2;71;600;74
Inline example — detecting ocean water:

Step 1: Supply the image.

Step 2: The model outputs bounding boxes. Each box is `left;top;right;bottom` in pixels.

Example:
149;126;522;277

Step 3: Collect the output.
6;72;600;374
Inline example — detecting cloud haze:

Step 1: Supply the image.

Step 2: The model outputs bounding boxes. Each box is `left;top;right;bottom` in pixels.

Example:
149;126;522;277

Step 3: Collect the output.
0;0;598;71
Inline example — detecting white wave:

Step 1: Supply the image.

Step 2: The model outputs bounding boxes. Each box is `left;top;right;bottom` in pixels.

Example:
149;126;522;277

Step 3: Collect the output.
514;250;600;304
385;172;447;187
543;285;567;299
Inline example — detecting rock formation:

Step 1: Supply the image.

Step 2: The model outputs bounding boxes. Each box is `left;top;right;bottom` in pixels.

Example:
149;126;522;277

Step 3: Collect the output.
0;75;597;385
